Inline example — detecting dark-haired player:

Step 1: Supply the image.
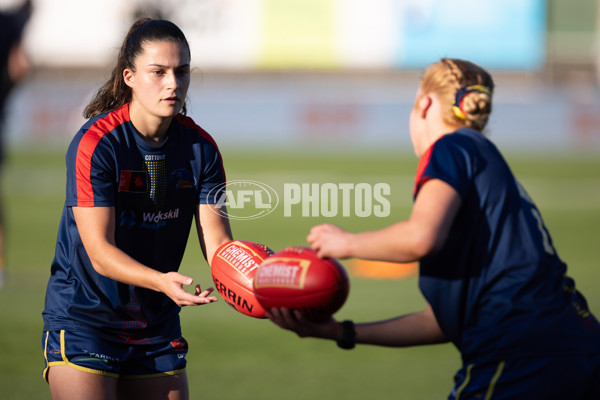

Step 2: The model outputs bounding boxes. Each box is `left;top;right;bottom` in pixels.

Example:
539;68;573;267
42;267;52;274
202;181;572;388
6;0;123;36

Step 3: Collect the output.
41;18;232;400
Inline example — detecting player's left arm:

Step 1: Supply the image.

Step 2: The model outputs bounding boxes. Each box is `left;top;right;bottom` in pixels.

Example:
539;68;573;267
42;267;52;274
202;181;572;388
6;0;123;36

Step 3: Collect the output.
352;303;448;347
195;204;233;265
267;303;448;348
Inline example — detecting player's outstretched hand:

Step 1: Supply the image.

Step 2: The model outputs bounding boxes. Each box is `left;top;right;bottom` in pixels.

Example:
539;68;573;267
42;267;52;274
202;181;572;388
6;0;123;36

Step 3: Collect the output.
161;272;218;307
307;223;354;259
266;308;340;340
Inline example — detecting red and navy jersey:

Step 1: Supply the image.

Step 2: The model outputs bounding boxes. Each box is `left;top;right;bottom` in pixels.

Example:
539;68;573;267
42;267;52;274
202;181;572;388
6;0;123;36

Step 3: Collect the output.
415;128;600;364
42;104;225;343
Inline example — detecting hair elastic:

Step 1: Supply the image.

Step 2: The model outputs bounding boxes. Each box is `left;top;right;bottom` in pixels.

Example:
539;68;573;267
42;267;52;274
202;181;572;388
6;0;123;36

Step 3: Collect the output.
452;84;491;120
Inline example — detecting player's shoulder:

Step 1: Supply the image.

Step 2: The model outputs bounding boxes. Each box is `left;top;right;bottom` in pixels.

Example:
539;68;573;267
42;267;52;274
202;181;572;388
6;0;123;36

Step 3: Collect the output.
76;105;130;141
174;114;219;148
436;128;479;147
423;129;485;179
68;105;130;157
432;128;491;161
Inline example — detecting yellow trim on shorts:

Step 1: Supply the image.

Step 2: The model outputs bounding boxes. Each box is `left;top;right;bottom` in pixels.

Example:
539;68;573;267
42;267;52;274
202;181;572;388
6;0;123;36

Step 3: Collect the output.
454;363;473;400
43;330;119;381
454;361;505;400
43;331;65;383
483;361;505;400
43;330;186;381
59;330;120;378
120;368;187;380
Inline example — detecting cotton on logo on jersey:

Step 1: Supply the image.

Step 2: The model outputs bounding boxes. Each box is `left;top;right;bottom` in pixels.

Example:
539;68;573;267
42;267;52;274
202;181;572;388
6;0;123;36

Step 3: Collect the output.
145;154;166;161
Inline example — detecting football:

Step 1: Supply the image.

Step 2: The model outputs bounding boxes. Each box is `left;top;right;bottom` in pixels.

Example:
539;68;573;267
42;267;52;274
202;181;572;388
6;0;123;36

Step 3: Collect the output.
253;246;349;322
211;240;274;318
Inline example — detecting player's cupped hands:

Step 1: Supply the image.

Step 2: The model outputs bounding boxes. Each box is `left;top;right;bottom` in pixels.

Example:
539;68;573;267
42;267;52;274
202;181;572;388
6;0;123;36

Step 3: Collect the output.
161;271;218;307
266;308;340;340
307;223;354;259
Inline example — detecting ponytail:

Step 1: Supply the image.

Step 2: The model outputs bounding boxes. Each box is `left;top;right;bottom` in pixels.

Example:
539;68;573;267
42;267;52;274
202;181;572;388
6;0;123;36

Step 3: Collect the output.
83;18;190;118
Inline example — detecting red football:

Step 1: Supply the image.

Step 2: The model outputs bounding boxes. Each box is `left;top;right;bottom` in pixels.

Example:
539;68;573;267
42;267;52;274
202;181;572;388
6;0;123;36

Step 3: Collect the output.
211;240;274;318
253;246;349;322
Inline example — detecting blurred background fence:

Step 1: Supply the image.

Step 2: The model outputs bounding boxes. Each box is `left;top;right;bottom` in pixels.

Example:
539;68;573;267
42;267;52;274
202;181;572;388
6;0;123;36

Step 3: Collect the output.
2;0;600;152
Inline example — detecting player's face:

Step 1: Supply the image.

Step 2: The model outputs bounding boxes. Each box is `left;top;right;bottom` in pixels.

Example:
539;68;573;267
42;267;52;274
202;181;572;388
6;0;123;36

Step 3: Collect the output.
125;40;191;119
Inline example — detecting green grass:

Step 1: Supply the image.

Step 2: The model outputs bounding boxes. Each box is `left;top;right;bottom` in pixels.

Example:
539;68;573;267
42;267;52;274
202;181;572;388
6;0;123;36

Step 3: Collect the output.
0;145;599;399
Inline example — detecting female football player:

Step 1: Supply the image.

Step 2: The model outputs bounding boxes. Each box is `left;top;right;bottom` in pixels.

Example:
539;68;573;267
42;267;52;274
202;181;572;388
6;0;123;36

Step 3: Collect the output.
267;58;600;399
41;18;232;400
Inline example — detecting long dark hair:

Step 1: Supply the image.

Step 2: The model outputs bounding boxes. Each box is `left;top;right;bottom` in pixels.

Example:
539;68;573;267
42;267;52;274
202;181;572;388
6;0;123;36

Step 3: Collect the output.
83;18;190;118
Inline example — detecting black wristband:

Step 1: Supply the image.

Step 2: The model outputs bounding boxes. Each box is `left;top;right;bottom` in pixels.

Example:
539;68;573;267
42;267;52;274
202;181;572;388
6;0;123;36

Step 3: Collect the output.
336;320;356;350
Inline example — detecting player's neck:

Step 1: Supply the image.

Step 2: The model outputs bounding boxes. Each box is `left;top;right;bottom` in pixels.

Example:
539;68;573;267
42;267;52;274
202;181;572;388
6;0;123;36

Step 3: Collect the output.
129;105;172;147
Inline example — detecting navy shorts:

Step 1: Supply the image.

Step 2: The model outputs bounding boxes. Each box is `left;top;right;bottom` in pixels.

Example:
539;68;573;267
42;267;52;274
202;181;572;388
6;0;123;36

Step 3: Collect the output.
449;355;600;400
42;330;188;381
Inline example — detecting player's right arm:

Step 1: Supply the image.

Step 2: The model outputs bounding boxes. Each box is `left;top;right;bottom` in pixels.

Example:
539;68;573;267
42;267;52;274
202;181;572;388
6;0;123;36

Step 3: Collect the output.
266;303;448;348
73;206;217;307
307;179;461;262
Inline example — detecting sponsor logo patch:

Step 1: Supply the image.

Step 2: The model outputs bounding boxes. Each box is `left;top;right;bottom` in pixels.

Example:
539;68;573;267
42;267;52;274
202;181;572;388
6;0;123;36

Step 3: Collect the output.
119;170;148;193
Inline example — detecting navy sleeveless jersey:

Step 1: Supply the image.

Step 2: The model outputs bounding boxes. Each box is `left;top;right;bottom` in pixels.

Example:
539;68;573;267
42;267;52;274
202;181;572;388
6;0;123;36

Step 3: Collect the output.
42;104;225;343
415;128;600;364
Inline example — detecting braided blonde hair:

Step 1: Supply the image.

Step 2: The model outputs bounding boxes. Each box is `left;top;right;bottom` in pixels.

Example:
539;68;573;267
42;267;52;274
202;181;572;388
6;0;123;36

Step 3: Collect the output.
421;58;494;132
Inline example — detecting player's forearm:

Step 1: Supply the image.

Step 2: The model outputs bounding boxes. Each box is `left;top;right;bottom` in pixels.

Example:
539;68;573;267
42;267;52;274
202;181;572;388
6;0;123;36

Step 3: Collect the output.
354;307;448;348
349;222;434;263
349;179;460;263
73;206;166;291
196;204;233;264
87;243;164;292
